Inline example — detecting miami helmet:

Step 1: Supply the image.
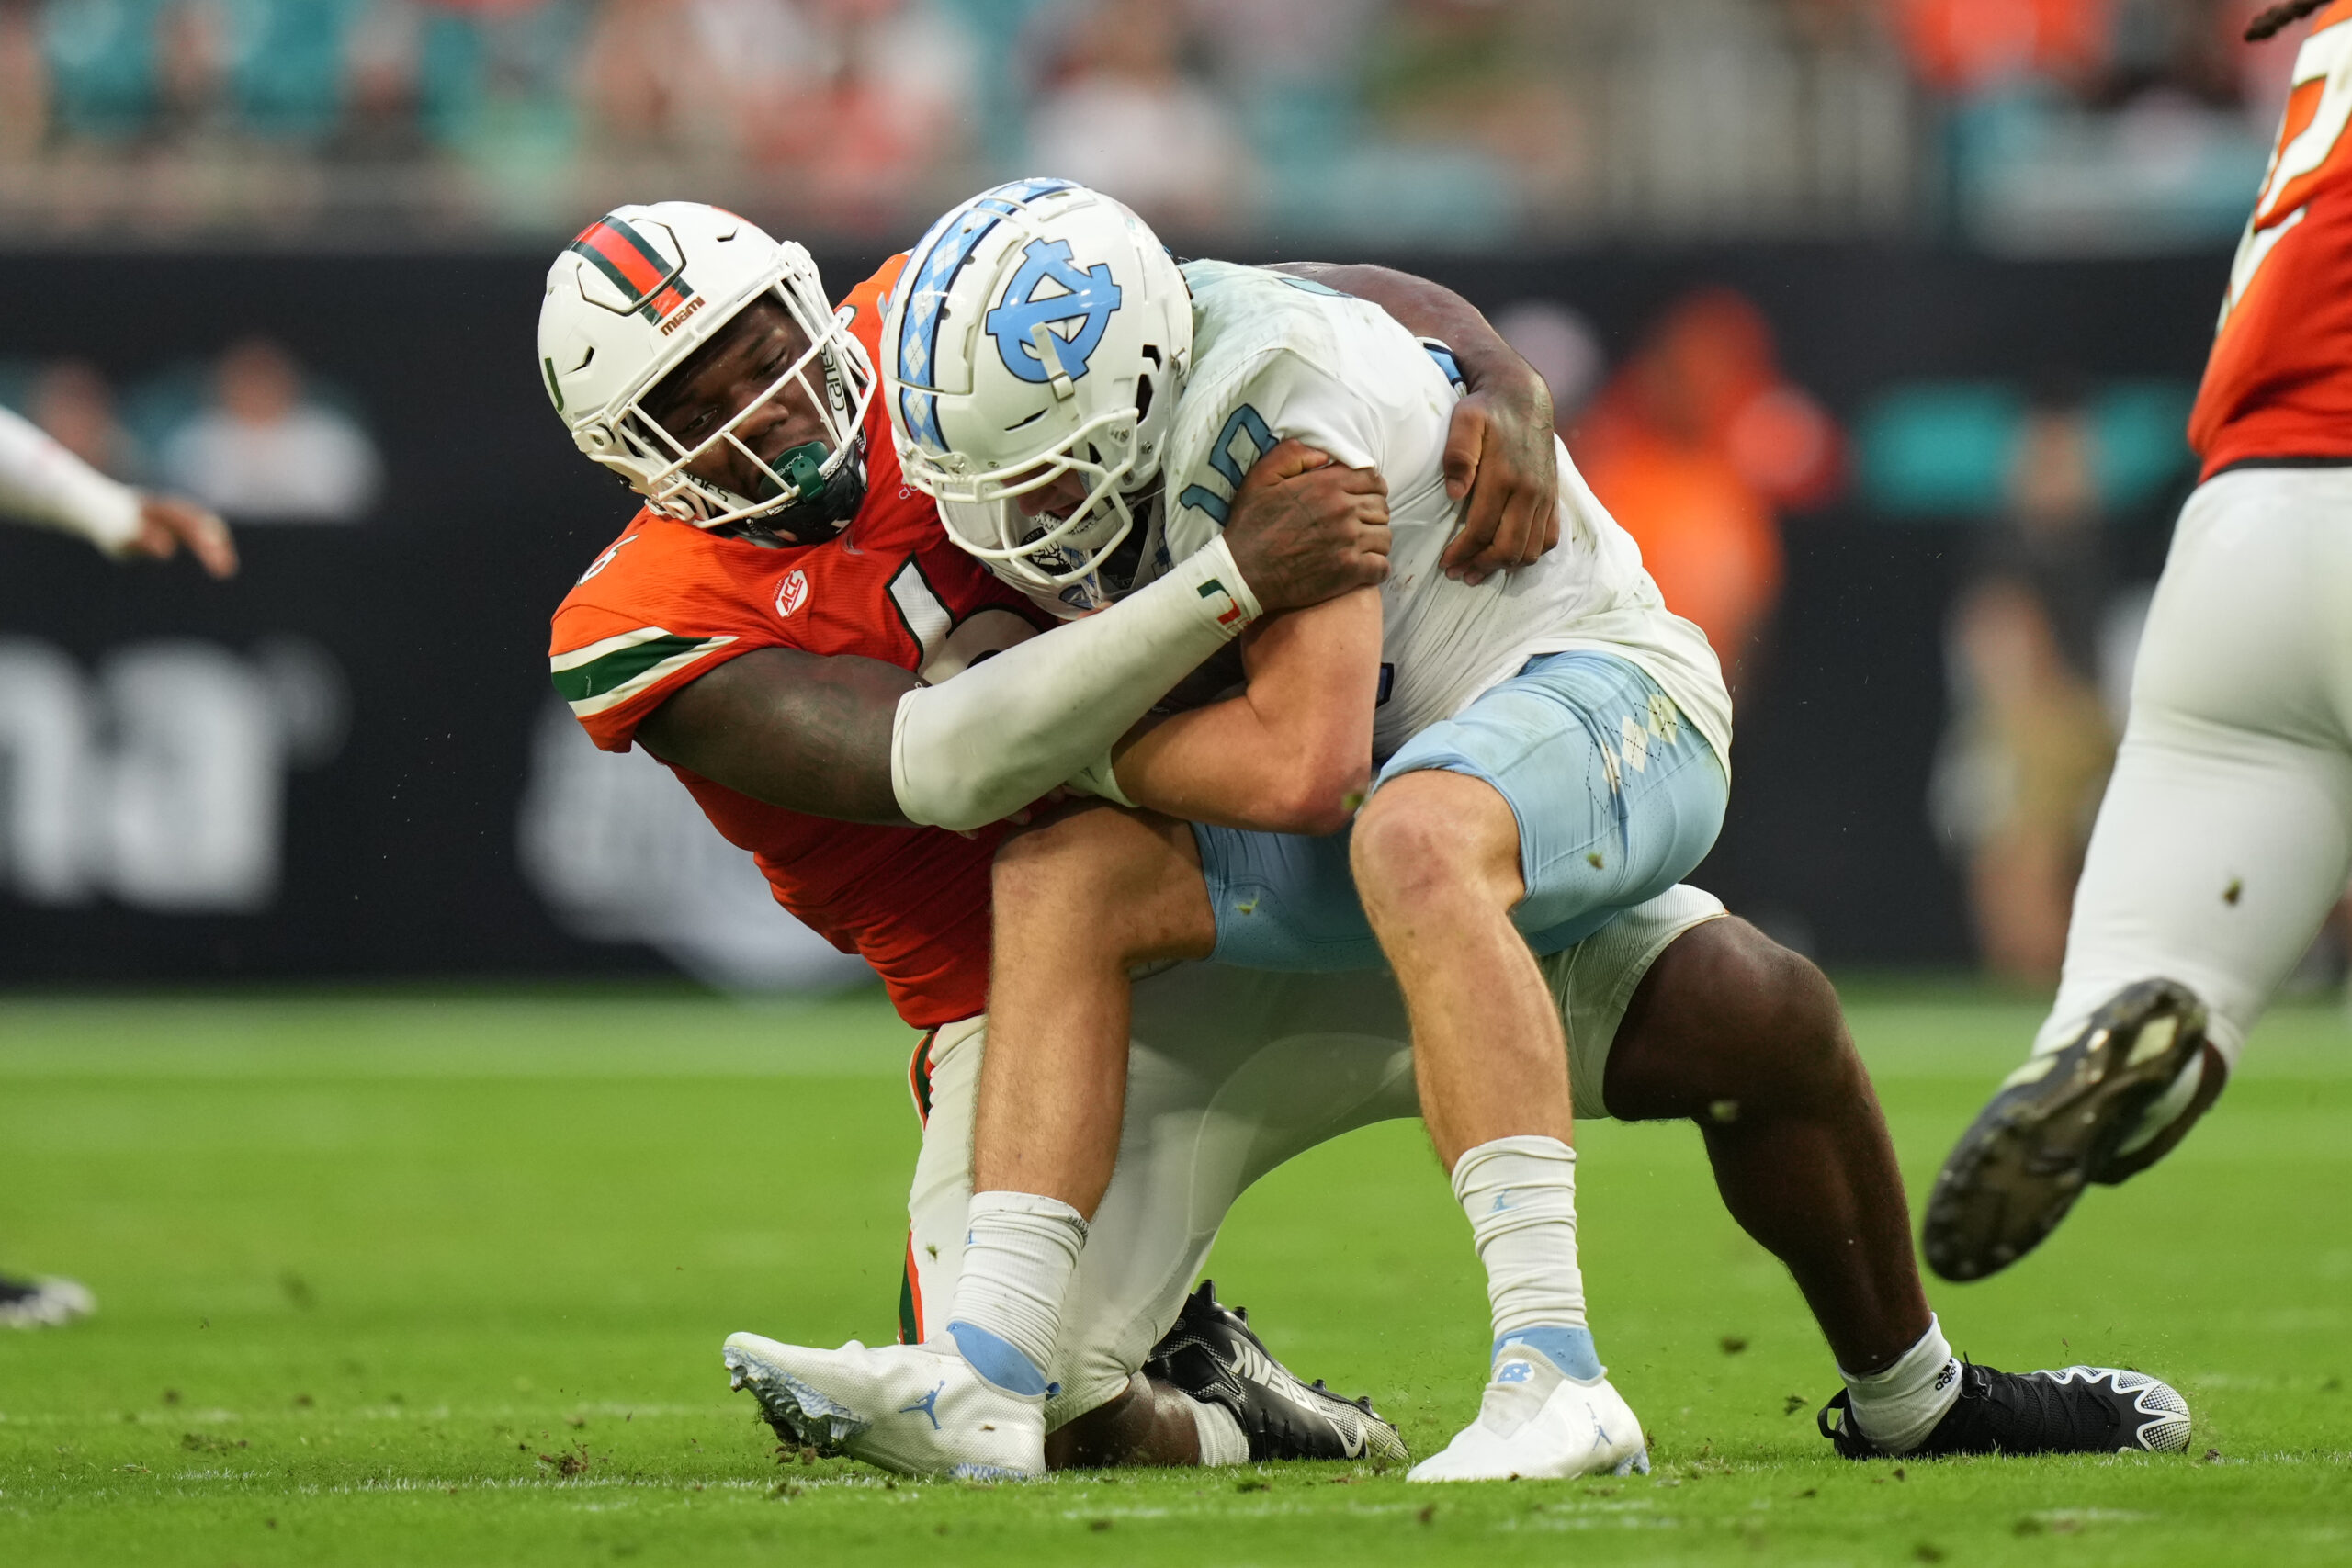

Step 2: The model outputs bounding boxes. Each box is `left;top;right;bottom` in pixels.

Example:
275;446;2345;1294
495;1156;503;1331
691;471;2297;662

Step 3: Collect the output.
882;178;1193;600
537;202;873;543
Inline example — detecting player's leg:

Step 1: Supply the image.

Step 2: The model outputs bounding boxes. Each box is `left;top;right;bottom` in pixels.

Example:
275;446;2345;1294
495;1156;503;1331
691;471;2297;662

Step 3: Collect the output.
1559;897;2191;1458
887;804;1218;1469
724;831;1401;1485
1600;914;1928;1374
967;803;1214;1215
902;1005;1233;1470
1044;962;1419;1468
726;960;1419;1474
724;1013;1051;1478
1347;650;1725;1482
1925;469;2352;1280
724;1004;1236;1472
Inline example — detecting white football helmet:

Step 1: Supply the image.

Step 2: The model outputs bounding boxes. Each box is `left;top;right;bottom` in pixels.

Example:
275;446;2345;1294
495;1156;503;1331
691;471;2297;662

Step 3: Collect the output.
882;178;1193;600
538;201;874;541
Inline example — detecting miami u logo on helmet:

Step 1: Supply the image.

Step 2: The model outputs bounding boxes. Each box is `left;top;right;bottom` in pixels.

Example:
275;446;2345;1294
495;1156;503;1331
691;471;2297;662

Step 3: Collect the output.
567;214;695;325
985;239;1123;386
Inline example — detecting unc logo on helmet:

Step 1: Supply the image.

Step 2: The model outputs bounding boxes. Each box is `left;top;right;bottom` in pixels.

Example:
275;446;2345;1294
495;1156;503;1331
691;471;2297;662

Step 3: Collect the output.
881;182;1194;604
984;240;1124;386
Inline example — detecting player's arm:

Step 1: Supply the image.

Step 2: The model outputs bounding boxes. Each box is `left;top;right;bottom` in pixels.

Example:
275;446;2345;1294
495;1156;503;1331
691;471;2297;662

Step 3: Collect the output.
1095;587;1380;836
1269;262;1557;585
0;405;237;577
635;441;1389;829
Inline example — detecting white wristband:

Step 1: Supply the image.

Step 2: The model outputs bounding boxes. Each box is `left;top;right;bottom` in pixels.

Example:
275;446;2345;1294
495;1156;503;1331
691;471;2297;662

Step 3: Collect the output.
1193;534;1263;631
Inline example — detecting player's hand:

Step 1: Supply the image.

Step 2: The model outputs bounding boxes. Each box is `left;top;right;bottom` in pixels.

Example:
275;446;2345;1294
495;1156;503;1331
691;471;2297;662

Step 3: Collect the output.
1223;438;1390;613
128;492;238;579
1441;364;1557;586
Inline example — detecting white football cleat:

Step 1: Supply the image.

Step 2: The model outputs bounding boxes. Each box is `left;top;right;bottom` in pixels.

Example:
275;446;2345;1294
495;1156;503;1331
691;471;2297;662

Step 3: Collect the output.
1408;1349;1649;1483
722;1332;1046;1480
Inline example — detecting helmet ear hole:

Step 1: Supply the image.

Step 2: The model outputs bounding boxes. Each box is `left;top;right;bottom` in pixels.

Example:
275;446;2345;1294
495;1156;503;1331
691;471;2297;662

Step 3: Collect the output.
1134;373;1153;424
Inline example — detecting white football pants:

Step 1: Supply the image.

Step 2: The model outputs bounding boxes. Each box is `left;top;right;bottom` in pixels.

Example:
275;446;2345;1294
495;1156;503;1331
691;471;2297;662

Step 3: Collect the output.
901;886;1725;1427
2032;465;2352;1068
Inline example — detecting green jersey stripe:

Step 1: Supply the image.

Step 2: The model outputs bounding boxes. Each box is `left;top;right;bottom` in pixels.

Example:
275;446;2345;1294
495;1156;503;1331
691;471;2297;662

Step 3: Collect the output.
551;624;690;674
552;632;737;716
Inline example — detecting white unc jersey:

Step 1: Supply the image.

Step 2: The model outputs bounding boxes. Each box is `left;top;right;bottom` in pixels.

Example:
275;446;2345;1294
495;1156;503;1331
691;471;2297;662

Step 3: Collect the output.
1142;261;1734;766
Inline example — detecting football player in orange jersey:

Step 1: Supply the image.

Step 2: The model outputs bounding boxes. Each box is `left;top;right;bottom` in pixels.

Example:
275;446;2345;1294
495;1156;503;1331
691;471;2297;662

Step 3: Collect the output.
1926;0;2352;1281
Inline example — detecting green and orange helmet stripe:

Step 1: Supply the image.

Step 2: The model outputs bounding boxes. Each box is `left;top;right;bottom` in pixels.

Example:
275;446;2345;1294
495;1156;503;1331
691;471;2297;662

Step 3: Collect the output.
568;214;695;324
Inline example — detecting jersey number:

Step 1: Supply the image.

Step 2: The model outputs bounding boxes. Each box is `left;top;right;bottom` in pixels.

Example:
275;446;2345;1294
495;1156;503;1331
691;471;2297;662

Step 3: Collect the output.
2222;20;2352;330
888;560;1036;684
1176;404;1277;526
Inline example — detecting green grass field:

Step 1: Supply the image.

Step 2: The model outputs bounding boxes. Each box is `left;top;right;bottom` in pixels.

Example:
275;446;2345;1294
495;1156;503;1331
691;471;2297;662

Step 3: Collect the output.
2;983;2348;1566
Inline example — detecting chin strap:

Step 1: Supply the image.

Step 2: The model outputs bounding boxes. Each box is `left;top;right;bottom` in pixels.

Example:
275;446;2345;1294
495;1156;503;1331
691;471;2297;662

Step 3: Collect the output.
752;439;868;547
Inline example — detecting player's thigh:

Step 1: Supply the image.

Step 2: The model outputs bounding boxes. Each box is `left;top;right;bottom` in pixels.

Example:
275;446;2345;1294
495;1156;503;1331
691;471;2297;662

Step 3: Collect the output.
2040;471;2352;1064
1191;821;1385;970
1377;650;1728;951
2042;712;2352;1065
2129;468;2352;744
1538;884;1730;1120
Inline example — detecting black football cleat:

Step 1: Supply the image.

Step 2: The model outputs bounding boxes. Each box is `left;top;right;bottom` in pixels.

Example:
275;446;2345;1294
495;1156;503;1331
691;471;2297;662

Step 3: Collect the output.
0;1272;96;1329
1922;978;2208;1282
1818;1360;2190;1458
1144;1280;1408;1466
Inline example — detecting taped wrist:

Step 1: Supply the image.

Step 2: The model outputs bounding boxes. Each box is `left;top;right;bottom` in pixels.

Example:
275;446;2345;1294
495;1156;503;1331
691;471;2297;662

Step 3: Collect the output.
890;538;1261;831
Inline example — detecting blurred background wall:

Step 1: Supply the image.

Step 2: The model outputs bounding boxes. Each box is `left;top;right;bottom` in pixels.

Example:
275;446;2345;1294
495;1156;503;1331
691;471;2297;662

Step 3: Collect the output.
0;0;2302;988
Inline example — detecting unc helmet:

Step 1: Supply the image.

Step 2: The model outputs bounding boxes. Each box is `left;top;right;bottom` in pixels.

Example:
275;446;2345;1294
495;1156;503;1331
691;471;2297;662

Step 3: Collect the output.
882;179;1193;601
538;202;874;542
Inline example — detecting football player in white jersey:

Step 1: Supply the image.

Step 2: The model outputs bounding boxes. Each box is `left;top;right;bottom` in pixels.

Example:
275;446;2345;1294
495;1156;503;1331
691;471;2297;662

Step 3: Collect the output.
0;400;235;1328
722;181;2192;1481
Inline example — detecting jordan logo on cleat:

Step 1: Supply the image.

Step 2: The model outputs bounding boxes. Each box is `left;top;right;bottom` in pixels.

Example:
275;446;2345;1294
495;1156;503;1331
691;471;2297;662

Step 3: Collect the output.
899;1381;945;1430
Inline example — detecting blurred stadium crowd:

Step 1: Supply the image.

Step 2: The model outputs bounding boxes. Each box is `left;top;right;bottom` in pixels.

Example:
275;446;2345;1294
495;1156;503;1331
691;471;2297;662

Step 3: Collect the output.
0;0;2301;249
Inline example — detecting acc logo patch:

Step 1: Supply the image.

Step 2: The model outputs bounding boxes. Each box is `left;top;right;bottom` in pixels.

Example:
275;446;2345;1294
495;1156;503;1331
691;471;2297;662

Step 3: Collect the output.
985;239;1123;385
775;569;809;619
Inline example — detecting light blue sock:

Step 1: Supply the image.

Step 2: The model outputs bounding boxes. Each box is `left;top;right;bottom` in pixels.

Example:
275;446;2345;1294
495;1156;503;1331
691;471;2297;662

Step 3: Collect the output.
1497;1325;1604;1382
946;1319;1057;1398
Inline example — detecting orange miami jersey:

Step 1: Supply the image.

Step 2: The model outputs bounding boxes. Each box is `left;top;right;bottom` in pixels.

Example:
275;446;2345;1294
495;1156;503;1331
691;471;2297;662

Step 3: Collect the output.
548;257;1051;1029
2190;0;2352;478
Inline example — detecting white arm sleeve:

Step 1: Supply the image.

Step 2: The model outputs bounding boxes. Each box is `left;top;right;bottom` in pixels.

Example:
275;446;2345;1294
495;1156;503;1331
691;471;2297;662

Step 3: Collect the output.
0;405;142;554
890;536;1262;831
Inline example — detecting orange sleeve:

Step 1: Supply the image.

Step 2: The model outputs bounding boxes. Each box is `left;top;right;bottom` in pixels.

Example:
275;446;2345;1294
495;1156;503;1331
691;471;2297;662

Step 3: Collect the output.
548;522;780;753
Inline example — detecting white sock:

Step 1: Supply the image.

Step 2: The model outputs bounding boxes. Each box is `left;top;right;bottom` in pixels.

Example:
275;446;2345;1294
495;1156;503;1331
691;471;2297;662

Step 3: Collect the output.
1841;1317;1960;1454
944;1190;1086;1398
1452;1135;1602;1381
1187;1394;1250;1466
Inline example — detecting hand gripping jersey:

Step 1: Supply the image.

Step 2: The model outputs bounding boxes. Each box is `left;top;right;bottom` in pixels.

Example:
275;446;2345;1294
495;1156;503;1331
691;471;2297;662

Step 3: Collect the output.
548;256;1050;1029
994;260;1733;767
2189;0;2352;478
